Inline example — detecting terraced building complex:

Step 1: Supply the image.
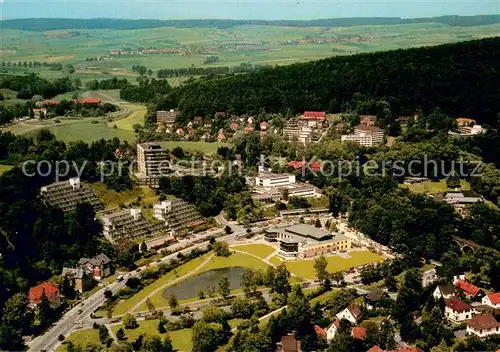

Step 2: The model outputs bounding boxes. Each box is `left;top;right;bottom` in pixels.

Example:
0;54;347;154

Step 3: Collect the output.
153;198;204;236
102;208;168;244
40;177;102;212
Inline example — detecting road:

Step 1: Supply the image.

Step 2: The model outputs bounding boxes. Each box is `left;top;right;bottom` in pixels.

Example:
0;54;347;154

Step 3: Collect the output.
28;220;244;352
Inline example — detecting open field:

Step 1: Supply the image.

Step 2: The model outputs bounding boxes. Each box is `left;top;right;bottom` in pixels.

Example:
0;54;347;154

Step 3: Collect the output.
110;320;193;352
159;141;231;154
232;243;276;259
401;179;471;193
1;23;498;82
110;104;146;131
56;329;100;352
271;251;383;280
0;164;14;175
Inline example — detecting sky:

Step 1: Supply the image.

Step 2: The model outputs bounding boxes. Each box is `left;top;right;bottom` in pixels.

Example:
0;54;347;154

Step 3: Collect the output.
0;0;498;20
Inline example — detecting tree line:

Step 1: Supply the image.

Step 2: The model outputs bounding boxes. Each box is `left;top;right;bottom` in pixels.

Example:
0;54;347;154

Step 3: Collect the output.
156;63;268;78
0;73;73;99
168;38;500;123
1;61;63;71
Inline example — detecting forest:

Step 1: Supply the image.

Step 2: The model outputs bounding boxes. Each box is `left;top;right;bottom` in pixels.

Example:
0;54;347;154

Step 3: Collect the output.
169;38;500;124
2;15;499;31
0;74;73;99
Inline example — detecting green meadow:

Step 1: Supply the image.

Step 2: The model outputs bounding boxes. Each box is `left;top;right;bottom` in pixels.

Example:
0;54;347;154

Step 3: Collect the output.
1;23;498;83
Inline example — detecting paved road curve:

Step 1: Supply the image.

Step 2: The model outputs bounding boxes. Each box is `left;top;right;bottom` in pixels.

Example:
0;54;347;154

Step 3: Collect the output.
28;231;241;352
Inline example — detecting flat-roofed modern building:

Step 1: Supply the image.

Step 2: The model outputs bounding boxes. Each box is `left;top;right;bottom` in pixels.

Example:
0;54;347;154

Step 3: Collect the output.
40;177;102;213
137;142;170;178
154;198;204;236
255;171;295;188
270;224;351;259
341;124;384;147
102;208;167;244
253;171;319;202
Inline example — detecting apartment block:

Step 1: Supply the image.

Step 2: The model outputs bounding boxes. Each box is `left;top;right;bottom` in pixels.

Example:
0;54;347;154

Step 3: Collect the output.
283;126;313;146
137;142;170;177
153;198;204;235
40;177;102;213
102;208;167;244
253;171;319;202
341;124;384;147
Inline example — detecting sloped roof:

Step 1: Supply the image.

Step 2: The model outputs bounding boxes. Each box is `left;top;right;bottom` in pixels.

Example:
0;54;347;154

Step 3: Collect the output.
303;111;326;120
467;313;499;330
486;292;500;305
280;335;300;352
79;253;111;266
314;325;326;337
438;283;455;296
455;280;482;296
348;303;362;318
445;297;472;312
28;282;59;304
351;327;366;340
366;288;386;302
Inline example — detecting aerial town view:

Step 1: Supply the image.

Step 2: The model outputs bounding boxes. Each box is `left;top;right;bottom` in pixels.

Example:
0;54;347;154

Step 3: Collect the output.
0;0;499;351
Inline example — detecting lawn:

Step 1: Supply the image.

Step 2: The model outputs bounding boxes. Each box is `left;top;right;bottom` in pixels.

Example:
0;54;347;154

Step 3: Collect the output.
159;141;231;154
401;179;471;194
0;164;14;175
91;183;145;208
141;251;270;311
276;251;383;280
113;253;212;316
111;104;146;131
231;244;276;259
57;329;100;351
111;320;192;352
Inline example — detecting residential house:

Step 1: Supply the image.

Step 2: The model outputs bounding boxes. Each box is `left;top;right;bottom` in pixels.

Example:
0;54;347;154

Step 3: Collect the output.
217;132;226;142
326;318;340;341
482;293;500;309
422;268;439;287
454;279;484;299
336;303;362;324
341;124;384;147
365;288;389;310
247;116;255;125
244;127;254;133
61;267;93;293
28;282;61;308
260;121;270;130
301;111;326;128
32;108;47;118
444;298;474;323
466;313;500;338
175;128;185;136
230;122;239;131
288;160;321;172
433;283;455;300
277;334;301;352
445;192;484;206
367;347;384;352
351;327;366;340
78;253;112;280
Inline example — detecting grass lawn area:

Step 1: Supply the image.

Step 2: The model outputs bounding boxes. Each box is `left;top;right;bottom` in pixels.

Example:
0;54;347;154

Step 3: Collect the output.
401;179;470;194
57;329;100;351
92;183;159;213
281;251;383;280
111;104;146;131
231;244;276;259
111;321;192;352
113;253;212;316
159;141;231;154
269;256;282;267
309;290;336;306
0;164;14;175
141;251;270;311
228;318;244;329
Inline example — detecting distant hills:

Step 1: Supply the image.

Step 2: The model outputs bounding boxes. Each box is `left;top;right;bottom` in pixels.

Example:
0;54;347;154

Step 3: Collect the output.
2;15;500;31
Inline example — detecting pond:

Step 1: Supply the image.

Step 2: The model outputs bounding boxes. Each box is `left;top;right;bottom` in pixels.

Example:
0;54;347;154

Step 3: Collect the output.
162;267;247;300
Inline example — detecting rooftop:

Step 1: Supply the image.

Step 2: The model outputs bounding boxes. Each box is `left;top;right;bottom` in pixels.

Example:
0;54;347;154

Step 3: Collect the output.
454;280;482;296
28;282;59;304
285;224;332;240
445;297;472;311
467;313;499;330
355;124;383;133
486;292;500;305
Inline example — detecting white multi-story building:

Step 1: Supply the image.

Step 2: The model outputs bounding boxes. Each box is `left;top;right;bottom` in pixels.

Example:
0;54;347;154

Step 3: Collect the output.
137;142;170;178
40;177;102;212
154;198;204;235
102;208;167;244
341;124;384;147
255;171;295;188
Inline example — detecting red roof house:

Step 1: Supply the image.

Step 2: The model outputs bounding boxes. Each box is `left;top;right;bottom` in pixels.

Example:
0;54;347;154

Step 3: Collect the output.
43;100;60;106
230;122;239;130
260;121;270;130
28;282;60;307
367;346;384;352
244;127;254;133
445;298;473;312
482;292;500;308
351;327;366;340
79;98;102;105
454;280;483;298
302;111;326;120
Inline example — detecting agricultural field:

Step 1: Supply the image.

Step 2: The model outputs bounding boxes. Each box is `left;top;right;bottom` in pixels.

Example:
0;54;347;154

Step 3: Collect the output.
270;250;383;280
1;23;498;83
159;141;231;154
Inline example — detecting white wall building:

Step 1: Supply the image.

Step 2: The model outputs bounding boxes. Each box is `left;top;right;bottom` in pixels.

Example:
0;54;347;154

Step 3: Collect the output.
335;303;361;325
444;298;474;323
255;171;295;188
481;293;500;309
341;124;384;147
466;314;500;338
